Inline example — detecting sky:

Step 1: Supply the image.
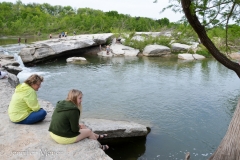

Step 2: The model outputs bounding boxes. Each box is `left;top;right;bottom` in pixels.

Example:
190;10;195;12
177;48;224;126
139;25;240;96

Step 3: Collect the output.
1;0;183;22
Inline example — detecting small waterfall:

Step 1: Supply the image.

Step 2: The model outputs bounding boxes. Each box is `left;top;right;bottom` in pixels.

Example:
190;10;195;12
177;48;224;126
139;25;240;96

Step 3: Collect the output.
2;44;48;82
13;53;25;68
2;46;31;81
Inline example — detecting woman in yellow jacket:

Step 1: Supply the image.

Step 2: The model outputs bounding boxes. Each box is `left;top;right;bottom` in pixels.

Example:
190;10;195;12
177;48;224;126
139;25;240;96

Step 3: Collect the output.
8;74;47;124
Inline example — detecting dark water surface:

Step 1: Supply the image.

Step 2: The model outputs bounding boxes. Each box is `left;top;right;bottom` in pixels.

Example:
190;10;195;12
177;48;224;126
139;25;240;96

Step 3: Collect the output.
1;44;240;160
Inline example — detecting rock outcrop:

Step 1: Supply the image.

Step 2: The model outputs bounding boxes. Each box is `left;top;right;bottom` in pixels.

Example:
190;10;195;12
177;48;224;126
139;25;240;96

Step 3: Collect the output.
171;43;191;53
0;54;22;75
98;43;139;57
17;32;208;65
19;33;114;64
0;54;21;87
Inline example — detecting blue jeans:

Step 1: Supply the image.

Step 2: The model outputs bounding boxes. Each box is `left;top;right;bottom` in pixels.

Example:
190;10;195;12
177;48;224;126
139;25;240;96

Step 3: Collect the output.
16;109;47;124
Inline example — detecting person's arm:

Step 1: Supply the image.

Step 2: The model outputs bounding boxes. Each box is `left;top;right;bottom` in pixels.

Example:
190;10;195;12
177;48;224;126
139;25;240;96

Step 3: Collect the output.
23;91;40;111
68;110;80;133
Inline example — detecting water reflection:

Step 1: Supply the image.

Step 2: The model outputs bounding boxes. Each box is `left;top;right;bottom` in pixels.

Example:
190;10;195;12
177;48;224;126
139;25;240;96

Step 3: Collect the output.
106;138;146;160
0;35;48;45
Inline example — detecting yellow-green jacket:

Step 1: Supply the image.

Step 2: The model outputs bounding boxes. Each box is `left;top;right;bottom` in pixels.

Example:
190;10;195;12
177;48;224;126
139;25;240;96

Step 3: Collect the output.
8;83;41;122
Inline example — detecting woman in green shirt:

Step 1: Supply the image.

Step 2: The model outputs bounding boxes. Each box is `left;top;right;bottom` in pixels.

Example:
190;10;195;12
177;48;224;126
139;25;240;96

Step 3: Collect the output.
49;89;109;150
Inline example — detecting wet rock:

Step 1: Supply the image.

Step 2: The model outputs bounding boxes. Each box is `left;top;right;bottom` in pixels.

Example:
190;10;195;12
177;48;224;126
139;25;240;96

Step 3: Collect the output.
0;53;22;75
178;53;205;60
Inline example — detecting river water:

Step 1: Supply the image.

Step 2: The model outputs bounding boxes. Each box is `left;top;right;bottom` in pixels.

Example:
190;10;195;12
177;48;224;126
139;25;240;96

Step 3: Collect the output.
1;42;240;160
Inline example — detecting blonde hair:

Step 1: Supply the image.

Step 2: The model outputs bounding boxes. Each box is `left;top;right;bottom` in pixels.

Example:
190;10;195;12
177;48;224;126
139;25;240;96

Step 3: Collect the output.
66;89;82;112
24;74;44;86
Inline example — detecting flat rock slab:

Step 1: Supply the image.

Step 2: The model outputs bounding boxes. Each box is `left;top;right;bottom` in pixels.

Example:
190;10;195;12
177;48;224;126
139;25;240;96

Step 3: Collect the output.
0;79;111;160
19;33;113;64
178;53;205;60
83;118;150;139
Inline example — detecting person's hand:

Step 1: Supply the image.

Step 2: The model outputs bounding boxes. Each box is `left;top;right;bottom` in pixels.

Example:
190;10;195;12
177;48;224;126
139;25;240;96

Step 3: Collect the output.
79;124;87;129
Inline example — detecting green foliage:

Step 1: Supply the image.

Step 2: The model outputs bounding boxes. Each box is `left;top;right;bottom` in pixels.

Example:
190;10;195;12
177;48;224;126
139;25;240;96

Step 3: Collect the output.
207;27;225;39
171;23;199;44
1;0;239;56
196;44;211;57
123;35;171;52
156;18;170;26
0;1;169;36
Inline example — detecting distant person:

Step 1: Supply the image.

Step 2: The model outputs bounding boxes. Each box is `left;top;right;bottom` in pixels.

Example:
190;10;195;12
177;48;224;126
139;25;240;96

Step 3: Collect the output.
24;38;27;44
8;74;47;124
106;45;111;55
18;37;21;45
62;32;65;38
73;31;76;36
38;31;41;36
117;38;122;44
59;33;61;38
48;89;109;151
0;70;8;79
49;34;52;39
65;32;67;37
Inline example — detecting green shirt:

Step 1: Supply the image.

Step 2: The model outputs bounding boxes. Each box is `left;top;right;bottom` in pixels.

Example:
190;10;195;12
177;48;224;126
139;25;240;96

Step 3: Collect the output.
8;83;41;122
49;100;80;138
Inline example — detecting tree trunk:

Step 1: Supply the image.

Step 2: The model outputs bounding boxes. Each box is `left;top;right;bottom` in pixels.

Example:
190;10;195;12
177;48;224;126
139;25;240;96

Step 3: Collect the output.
181;0;240;78
181;1;240;159
209;98;240;160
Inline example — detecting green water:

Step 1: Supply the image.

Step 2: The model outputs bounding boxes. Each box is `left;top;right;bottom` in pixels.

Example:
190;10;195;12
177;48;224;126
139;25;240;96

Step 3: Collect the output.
0;35;48;45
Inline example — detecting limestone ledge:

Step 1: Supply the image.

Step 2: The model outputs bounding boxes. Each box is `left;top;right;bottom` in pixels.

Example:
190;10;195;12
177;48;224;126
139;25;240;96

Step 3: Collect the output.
0;77;149;160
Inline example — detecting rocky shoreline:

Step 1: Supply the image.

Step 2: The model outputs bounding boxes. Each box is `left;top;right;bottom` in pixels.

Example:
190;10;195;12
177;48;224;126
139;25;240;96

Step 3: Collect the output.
17;32;207;66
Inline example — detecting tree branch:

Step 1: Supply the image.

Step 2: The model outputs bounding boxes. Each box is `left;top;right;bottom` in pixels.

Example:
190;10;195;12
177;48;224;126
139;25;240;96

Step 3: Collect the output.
181;0;240;78
225;2;236;56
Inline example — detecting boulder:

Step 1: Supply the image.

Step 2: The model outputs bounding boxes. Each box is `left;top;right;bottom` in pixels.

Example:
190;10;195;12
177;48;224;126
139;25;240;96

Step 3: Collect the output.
98;44;139;57
178;53;205;60
66;57;87;63
0;53;22;75
142;44;171;57
3;65;22;75
7;72;20;88
171;43;191;53
18;48;35;62
111;44;139;56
